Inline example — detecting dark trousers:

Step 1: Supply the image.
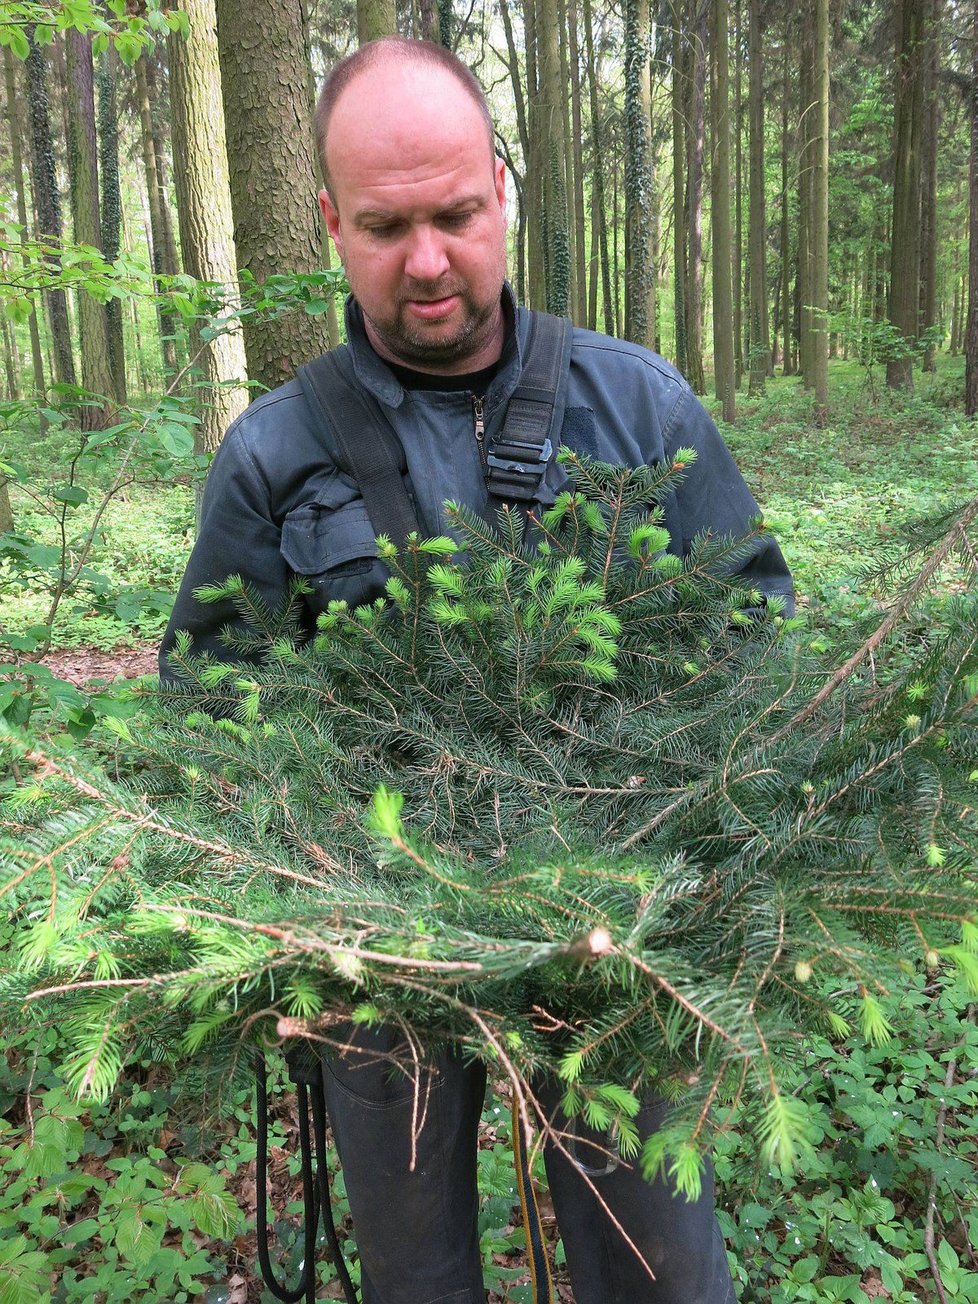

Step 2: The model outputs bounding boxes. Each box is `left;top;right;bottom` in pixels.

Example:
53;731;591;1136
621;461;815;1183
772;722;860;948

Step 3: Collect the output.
318;1027;737;1304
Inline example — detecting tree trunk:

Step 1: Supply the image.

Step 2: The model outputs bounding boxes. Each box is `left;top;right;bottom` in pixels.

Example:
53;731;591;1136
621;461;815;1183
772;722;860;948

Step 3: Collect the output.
671;2;687;373
733;0;744;386
558;0;579;320
797;9;813;387
812;0;829;425
624;0;656;347
4;46;45;395
887;0;925;391
96;49;126;403
965;0;978;415
135;56;179;374
746;0;769;394
24;29;76;387
65;30;115;427
357;0;397;42
710;0;735;421
169;0;247;471
419;0;439;42
918;0;940;373
583;0;614;335
780;26;793;375
567;0;588;326
684;0;707;393
535;0;570;316
524;0;545;310
215;0;332;391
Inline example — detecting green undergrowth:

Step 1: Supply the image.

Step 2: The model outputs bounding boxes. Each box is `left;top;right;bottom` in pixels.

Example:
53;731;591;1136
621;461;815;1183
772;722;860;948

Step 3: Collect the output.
1;981;974;1302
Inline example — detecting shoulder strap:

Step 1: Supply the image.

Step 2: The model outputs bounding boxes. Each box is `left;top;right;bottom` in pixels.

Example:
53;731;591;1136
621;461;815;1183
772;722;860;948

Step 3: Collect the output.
485;310;573;504
297;310;573;544
297;347;422;552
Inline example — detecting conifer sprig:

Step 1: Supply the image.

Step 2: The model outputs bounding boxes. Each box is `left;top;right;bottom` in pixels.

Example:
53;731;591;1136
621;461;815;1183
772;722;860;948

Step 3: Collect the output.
2;454;977;1191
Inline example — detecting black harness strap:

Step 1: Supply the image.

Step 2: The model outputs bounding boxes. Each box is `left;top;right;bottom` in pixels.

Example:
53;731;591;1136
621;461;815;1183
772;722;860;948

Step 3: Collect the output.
297;311;572;547
485;312;572;504
298;349;420;551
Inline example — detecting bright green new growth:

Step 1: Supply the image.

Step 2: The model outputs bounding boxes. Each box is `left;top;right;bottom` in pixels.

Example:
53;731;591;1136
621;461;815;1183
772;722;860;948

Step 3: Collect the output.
2;452;977;1199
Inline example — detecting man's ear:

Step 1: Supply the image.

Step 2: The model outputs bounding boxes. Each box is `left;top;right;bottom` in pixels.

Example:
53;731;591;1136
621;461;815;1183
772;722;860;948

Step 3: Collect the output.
493;157;506;221
319;189;344;260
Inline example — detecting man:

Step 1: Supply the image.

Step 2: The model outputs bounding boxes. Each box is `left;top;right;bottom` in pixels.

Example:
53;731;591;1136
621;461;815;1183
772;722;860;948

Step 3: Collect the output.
162;36;791;1304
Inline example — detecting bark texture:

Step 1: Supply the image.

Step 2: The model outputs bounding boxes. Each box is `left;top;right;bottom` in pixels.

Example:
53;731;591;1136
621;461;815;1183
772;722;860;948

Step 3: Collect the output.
65;30;115;426
169;0;247;463
710;0;735;421
4;46;45;394
623;0;656;348
96;50;126;403
135;55;179;374
746;0;769;394
215;0;331;390
887;0;925;391
811;0;829;425
24;30;76;387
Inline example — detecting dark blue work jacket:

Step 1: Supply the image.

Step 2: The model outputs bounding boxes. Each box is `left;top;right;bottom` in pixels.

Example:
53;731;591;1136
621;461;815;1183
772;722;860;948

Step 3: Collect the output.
161;286;792;670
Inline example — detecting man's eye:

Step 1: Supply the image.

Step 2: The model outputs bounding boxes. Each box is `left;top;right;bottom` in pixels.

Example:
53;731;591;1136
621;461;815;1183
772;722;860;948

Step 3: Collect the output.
367;224;400;239
440;212;474;230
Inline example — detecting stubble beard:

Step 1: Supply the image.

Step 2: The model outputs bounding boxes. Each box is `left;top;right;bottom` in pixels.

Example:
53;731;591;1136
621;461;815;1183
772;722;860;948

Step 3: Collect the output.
364;281;503;372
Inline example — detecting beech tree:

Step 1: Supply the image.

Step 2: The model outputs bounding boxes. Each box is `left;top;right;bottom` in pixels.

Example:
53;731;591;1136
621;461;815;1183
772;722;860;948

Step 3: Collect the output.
168;0;247;461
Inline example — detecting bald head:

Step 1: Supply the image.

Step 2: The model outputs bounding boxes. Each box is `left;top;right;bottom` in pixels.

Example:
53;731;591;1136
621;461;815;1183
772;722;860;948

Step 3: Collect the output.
315;37;495;194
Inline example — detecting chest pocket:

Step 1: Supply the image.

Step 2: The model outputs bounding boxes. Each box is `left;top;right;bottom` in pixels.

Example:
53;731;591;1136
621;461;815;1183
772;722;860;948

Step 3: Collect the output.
280;472;390;616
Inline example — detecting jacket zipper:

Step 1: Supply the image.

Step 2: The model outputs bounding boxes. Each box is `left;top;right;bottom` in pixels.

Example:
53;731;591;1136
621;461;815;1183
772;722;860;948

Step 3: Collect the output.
472;394;488;472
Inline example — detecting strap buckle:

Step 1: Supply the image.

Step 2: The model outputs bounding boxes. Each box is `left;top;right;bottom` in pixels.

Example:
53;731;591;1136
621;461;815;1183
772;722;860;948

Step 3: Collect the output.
486;436;553;502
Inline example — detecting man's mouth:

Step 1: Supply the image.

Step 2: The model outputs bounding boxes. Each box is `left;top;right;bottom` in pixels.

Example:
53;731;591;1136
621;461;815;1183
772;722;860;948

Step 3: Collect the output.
405;293;460;320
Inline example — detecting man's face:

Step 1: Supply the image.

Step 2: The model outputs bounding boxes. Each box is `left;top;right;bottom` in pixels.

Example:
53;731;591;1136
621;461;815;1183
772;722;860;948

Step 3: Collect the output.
319;61;508;374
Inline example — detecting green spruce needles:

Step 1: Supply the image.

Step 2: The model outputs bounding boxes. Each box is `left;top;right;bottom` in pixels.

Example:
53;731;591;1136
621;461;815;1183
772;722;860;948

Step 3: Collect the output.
3;453;977;1192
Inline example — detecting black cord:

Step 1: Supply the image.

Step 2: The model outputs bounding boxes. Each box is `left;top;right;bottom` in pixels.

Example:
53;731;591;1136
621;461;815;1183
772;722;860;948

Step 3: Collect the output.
255;1050;316;1304
310;1081;360;1304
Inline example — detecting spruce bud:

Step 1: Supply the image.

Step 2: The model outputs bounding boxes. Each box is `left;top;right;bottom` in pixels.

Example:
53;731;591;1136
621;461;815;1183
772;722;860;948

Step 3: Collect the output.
794;960;813;983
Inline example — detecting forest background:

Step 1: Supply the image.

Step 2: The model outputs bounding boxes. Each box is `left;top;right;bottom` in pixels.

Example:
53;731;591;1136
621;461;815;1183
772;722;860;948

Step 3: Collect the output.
1;0;978;1301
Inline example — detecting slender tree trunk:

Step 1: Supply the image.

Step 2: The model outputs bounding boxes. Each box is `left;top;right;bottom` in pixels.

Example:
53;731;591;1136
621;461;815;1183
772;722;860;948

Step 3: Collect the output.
671;1;687;372
918;0;940;373
216;0;332;390
747;0;769;394
797;9;813;387
0;251;20;399
169;0;247;473
419;0;439;41
96;49;126;402
812;0;829;425
65;30;115;427
780;28;793;375
5;46;45;395
684;0;707;393
558;0;579;319
624;0;656;347
536;0;570;315
357;0;397;41
525;0;546;310
733;0;743;385
583;0;614;335
887;0;925;391
24;29;75;387
567;0;588;326
135;56;179;374
0;476;12;533
711;0;735;420
965;1;978;415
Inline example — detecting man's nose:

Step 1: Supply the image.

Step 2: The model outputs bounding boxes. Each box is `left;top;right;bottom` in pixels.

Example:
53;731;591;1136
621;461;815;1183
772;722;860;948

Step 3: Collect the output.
403;225;451;282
